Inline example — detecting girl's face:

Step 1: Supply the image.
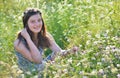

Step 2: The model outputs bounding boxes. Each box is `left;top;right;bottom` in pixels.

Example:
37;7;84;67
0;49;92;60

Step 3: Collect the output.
27;13;42;34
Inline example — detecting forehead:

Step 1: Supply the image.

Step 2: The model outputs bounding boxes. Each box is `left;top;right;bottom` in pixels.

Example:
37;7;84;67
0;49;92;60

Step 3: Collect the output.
29;13;41;20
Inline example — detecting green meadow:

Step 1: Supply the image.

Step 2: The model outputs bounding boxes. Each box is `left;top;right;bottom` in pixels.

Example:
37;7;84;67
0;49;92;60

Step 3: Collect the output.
0;0;120;78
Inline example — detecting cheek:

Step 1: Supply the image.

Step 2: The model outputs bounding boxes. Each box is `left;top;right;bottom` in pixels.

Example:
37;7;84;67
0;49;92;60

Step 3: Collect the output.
40;21;43;26
39;22;43;28
28;23;33;29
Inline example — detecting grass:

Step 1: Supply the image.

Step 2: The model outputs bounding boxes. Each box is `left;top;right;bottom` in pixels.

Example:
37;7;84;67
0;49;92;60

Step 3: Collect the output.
0;0;120;78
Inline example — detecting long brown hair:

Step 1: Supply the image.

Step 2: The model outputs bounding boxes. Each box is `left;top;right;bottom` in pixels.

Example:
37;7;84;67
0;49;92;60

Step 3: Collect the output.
18;8;51;48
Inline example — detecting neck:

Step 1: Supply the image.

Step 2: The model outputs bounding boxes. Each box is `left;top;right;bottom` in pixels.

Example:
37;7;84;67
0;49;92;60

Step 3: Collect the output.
33;33;38;40
32;33;38;43
32;33;39;47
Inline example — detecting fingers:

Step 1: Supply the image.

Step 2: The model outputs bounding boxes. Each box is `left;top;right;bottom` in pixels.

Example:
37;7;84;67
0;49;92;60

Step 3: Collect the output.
21;28;30;39
72;46;79;52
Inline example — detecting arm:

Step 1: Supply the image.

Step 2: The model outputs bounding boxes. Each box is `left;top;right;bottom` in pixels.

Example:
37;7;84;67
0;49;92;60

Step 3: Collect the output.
14;29;42;64
48;36;62;61
47;33;78;61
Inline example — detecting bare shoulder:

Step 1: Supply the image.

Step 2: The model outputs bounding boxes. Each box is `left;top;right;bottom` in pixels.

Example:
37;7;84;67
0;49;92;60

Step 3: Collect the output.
14;39;24;49
14;38;28;54
46;32;54;41
46;32;62;52
46;32;52;37
14;39;20;48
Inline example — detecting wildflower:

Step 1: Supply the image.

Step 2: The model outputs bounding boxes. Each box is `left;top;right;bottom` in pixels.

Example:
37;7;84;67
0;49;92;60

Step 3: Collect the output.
68;57;72;63
97;62;102;65
91;69;97;74
32;68;36;72
76;62;81;66
19;74;25;78
103;75;107;78
117;64;120;68
107;66;111;69
86;40;90;45
95;34;100;38
63;69;68;74
106;46;110;50
111;68;118;73
11;65;18;69
79;71;84;75
67;4;72;7
95;53;99;57
110;45;115;49
109;2;113;5
91;57;96;60
117;74;120;78
101;58;105;62
83;76;88;78
98;69;104;75
93;41;98;45
52;71;56;74
17;69;23;74
26;71;31;75
33;75;38;78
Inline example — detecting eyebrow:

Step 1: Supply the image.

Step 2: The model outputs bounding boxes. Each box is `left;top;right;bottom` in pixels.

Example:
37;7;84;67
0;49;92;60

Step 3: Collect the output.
30;17;41;21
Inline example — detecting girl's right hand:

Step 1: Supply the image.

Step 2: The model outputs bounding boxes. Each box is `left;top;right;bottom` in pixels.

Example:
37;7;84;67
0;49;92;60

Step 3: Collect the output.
21;28;30;40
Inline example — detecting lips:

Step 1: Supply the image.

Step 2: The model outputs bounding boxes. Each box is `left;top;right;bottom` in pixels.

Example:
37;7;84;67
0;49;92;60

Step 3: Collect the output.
33;27;41;32
34;27;40;30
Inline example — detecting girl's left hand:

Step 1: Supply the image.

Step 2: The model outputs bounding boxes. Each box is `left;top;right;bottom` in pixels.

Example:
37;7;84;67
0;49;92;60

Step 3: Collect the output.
71;46;79;53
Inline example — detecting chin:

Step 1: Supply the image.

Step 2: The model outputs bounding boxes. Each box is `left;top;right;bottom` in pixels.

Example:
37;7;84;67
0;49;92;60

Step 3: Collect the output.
34;31;40;33
31;29;41;33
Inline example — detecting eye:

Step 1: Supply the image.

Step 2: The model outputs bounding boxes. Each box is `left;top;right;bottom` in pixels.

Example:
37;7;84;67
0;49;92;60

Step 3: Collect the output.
31;20;35;23
38;19;41;22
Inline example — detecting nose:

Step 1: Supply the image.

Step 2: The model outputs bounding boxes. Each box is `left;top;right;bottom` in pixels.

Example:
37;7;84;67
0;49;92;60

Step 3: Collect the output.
35;21;40;27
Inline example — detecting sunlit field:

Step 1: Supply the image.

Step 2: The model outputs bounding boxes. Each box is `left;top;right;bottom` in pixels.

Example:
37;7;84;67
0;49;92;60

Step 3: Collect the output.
0;0;120;78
